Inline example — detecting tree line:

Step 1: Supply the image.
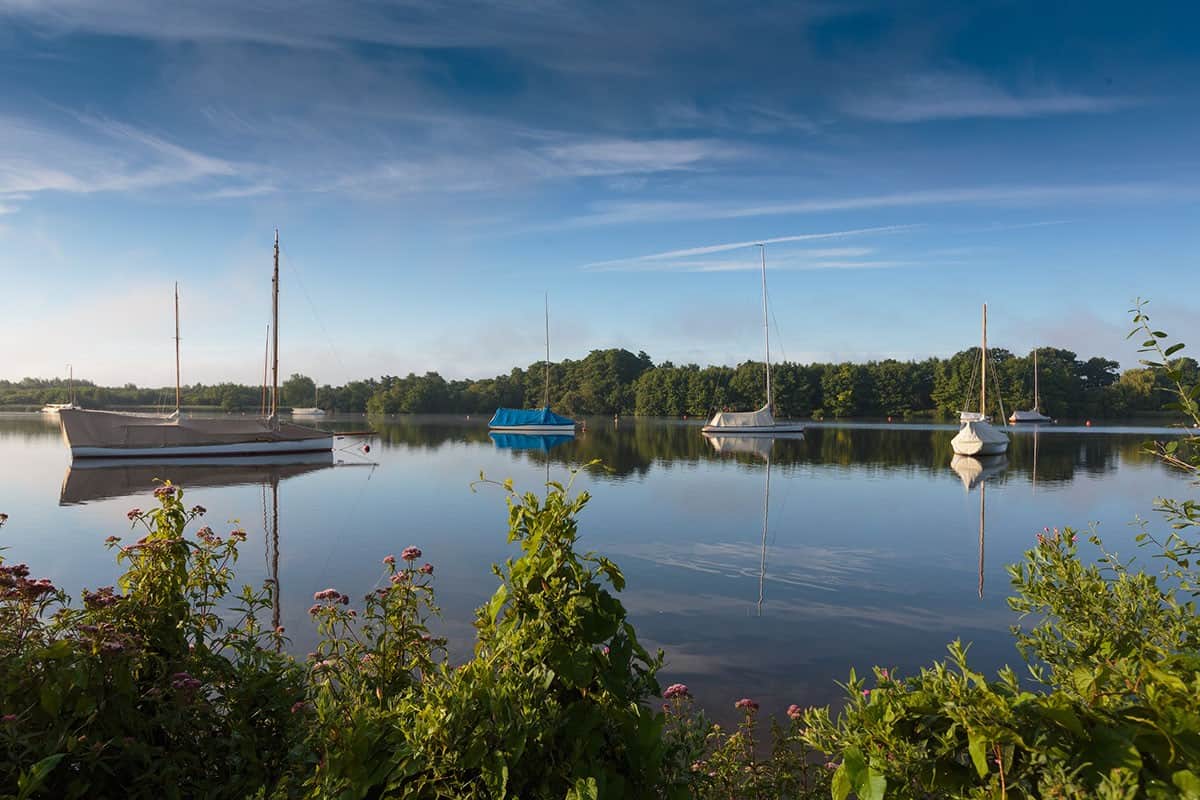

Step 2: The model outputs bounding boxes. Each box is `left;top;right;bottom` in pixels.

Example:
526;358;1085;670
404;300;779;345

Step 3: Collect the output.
4;346;1195;419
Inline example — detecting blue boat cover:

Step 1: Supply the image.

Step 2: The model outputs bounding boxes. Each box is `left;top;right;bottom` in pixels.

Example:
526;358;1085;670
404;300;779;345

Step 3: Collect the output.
488;407;575;427
489;433;574;452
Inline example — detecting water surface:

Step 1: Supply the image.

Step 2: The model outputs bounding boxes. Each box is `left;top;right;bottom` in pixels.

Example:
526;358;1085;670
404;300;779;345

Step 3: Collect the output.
0;413;1190;720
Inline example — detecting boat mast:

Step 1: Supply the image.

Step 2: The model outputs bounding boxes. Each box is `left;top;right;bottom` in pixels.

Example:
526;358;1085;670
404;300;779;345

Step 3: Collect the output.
174;282;181;414
543;292;550;409
261;324;270;416
271;230;280;428
67;363;73;406
758;244;772;412
981;303;987;419
1033;348;1040;411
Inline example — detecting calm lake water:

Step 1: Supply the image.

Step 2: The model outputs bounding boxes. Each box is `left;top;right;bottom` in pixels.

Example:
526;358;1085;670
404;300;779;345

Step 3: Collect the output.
0;413;1192;720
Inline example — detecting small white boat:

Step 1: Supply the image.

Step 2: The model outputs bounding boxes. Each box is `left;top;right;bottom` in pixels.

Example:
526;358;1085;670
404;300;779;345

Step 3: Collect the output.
41;365;80;414
702;244;804;436
1009;348;1052;423
291;383;326;416
951;304;1008;457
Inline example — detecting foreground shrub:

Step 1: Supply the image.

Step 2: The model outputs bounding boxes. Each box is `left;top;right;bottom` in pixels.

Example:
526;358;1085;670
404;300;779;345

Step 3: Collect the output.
0;485;305;800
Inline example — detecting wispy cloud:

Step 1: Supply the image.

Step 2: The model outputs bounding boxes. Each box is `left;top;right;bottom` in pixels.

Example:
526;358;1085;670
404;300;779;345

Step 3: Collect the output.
840;71;1137;122
582;226;919;271
0;113;239;206
557;183;1174;229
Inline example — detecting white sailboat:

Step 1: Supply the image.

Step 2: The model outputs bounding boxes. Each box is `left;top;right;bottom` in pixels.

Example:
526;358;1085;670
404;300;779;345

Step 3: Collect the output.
488;294;577;434
702;244;804;436
291;384;326;417
41;365;80;414
951;304;1009;456
59;232;334;458
1009;348;1052;423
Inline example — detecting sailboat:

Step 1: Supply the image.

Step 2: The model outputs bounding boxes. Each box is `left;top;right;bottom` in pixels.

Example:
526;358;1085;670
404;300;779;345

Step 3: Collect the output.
291;383;326;417
1009;348;1052;423
950;304;1009;456
702;245;804;436
41;365;80;414
488;294;577;434
58;232;335;458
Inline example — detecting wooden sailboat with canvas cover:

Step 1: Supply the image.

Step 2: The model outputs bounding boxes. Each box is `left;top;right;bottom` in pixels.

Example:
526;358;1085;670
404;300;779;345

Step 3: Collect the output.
58;232;334;458
702;244;804;436
950;304;1009;457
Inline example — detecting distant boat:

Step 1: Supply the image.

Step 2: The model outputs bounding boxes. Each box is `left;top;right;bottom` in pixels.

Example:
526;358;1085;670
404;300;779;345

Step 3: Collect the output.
41;365;80;414
1009;348;1052;423
488;294;578;435
951;304;1009;456
701;244;804;436
59;232;334;458
291;384;326;417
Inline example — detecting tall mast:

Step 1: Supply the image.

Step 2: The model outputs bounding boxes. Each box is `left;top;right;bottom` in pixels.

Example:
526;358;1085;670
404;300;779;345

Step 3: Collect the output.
67;364;73;405
174;282;181;414
980;303;987;418
271;230;280;427
758;244;772;411
1033;348;1040;410
261;324;270;416
543;292;551;409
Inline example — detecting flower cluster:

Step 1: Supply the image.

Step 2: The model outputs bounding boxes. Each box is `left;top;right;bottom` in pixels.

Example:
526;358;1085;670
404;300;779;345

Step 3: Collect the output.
0;563;56;602
734;698;759;711
663;683;690;700
81;586;123;610
400;546;422;561
126;508;141;520
170;671;202;692
787;703;803;720
313;588;350;605
152;485;176;499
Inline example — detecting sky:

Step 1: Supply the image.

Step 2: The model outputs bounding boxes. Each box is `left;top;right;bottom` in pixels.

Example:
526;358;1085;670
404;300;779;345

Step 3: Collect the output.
1;0;1198;386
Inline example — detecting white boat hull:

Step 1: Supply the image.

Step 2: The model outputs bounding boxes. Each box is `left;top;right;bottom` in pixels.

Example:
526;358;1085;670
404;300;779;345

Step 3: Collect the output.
291;408;326;416
1008;410;1051;423
951;420;1009;456
488;424;576;434
702;423;806;435
71;436;335;459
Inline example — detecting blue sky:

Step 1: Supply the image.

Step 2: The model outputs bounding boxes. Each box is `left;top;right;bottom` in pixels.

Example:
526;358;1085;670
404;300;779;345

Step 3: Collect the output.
1;1;1197;386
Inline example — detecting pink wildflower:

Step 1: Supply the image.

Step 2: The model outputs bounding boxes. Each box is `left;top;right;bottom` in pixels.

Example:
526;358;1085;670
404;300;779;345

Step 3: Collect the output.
1;714;17;723
419;563;434;575
787;704;803;720
290;701;307;714
862;689;871;698
401;546;422;561
383;555;395;566
663;683;690;700
126;508;141;520
735;698;759;711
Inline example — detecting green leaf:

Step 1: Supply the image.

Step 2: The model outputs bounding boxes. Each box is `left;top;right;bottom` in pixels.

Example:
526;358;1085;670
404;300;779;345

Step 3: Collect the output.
17;753;65;800
831;763;851;800
967;730;989;777
1173;770;1200;800
1164;343;1186;357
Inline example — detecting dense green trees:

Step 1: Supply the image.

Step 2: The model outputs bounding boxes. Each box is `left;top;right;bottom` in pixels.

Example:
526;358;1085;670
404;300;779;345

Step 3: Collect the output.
2;349;1191;419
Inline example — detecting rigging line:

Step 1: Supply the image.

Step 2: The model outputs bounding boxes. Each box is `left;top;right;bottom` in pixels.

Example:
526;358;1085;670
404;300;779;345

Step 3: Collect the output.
277;245;349;376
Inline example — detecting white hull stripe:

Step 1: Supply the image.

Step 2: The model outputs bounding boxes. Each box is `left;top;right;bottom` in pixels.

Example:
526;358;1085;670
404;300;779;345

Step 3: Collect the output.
71;437;335;459
488;425;577;433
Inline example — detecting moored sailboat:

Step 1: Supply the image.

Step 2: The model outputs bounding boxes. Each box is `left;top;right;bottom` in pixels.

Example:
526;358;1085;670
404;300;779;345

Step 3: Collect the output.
488;294;577;435
1009;348;1052;423
41;365;80;414
951;304;1009;456
59;232;334;458
701;244;804;436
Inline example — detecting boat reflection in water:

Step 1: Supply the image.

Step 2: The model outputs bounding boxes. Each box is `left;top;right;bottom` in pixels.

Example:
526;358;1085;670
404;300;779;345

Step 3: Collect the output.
488;432;575;453
59;451;338;506
704;432;804;615
949;454;1008;598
